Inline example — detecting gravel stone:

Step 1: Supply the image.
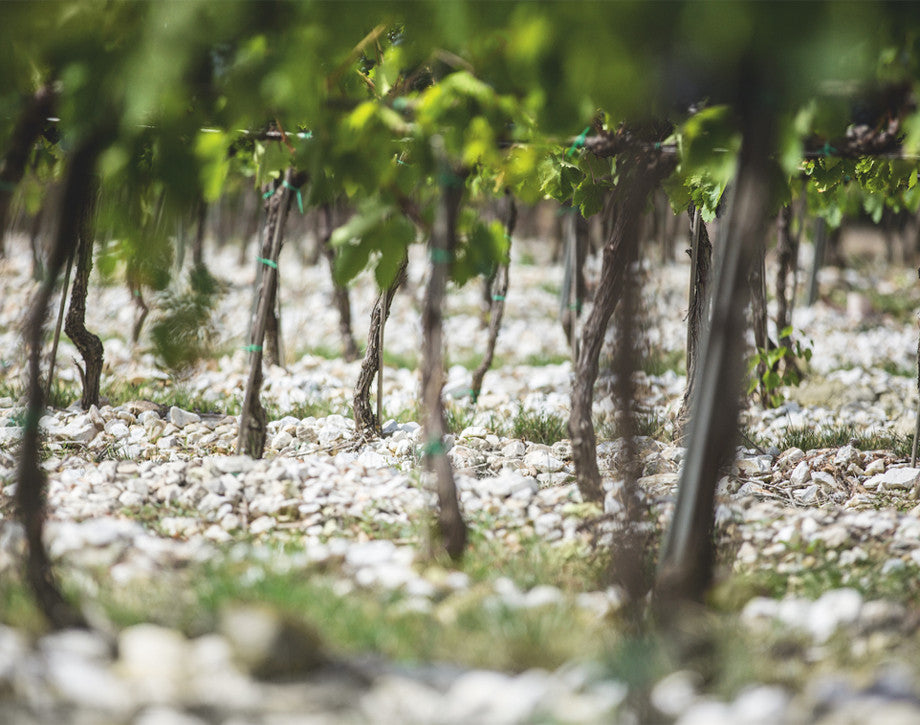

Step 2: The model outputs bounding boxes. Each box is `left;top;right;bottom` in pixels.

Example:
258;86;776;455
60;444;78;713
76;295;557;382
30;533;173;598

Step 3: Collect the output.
790;461;811;486
867;467;920;491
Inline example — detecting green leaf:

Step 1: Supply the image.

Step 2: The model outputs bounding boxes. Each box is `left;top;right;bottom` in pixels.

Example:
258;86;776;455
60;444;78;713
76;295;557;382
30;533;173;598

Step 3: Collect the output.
333;235;374;286
503;145;543;204
330;198;393;284
680;105;740;183
370;214;416;289
766;348;786;368
195;130;230;203
452;218;509;287
572;178;606;218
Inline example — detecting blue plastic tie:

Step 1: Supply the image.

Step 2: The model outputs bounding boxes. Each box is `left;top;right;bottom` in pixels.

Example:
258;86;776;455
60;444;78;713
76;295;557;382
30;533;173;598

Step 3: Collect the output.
282;180;304;214
566;127;591;158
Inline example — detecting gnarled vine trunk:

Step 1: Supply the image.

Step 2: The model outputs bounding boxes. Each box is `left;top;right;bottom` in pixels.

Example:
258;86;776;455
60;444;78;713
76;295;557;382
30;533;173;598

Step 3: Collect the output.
470;192;517;402
64;179;103;409
353;254;408;437
260;188;286;369
569;149;677;503
676;205;713;438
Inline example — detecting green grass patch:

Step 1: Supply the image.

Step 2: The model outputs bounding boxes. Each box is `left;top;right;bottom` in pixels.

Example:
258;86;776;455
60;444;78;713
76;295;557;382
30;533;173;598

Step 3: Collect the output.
0;576;49;635
511;408;567;445
298;344;347;361
777;424;911;457
265;398;345;422
47;379;81;409
0;379;19;401
382;402;421;426
444;401;476;436
68;554;615;673
90;442;133;463
125;502;201;532
639;347;685;377
5;408;26;428
524;351;570;367
866;288;920;323
40;440;87;461
635;411;667;439
480;411;511;438
382;349;418;370
447;351;485;371
882;360;915;378
517;250;537;266
776;424;854;452
596;411;668;443
104;380;241;416
716;552;920;608
462;524;609;591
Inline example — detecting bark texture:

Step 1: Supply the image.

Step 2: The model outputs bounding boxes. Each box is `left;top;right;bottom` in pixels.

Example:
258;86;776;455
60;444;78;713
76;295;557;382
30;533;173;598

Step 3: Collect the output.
607;243;651;606
17;136;105;629
353;255;408;436
421;163;467;560
64;181;103;409
676;205;713;438
238;169;304;457
260;189;285;369
470;193;517;401
560;207;589;357
129;283;149;345
569;150;677;503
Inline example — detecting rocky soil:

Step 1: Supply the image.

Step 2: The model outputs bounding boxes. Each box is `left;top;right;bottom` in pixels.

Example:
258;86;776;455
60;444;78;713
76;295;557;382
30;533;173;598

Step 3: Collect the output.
2;230;920;724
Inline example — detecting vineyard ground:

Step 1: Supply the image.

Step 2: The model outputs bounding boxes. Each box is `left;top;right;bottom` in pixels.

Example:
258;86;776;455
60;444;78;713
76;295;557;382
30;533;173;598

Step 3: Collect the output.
2;229;920;722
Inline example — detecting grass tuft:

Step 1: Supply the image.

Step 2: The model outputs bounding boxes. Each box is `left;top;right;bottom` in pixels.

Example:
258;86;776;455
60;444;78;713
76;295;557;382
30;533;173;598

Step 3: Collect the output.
639;347;685;377
266;398;345;422
597;411;668;443
777;424;911;457
104;380;240;416
444;401;476;436
382;350;418;370
524;351;570;367
511;408;567;445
